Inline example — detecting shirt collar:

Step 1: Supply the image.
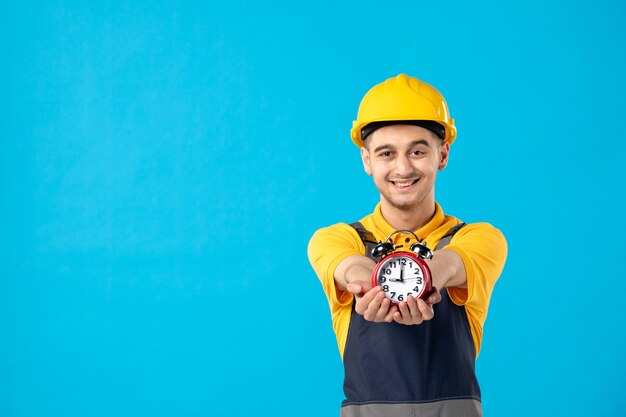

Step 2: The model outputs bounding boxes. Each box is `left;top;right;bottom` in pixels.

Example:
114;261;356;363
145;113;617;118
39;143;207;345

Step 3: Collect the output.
372;202;445;241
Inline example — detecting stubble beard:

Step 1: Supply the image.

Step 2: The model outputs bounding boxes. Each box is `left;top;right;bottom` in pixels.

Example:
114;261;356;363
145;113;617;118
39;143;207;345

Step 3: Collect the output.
379;189;423;213
377;177;435;215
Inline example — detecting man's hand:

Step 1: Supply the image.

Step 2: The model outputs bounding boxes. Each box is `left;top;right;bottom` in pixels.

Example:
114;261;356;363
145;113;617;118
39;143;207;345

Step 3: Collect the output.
392;288;442;325
337;255;446;325
347;281;398;323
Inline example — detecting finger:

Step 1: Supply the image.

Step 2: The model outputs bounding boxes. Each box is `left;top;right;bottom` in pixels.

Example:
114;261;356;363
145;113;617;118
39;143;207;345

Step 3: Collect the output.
363;290;386;320
417;299;435;321
355;286;381;315
397;301;412;323
346;282;362;294
384;304;398;322
393;309;404;324
427;288;442;304
406;295;423;324
347;281;370;296
374;297;392;322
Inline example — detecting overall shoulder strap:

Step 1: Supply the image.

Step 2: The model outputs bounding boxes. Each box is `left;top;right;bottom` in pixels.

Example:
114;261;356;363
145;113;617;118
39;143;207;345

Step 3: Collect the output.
435;223;467;251
349;222;378;261
350;221;467;256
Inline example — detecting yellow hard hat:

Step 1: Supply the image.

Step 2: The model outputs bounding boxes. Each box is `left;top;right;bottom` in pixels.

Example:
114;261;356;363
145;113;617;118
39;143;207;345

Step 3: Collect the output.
350;74;457;147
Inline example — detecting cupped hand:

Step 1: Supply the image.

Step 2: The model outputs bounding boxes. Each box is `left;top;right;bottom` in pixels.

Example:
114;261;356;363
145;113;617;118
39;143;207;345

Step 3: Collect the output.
346;281;398;323
393;287;442;325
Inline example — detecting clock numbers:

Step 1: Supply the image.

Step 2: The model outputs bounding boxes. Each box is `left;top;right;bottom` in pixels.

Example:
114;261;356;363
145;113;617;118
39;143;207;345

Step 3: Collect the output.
375;254;429;303
380;291;419;303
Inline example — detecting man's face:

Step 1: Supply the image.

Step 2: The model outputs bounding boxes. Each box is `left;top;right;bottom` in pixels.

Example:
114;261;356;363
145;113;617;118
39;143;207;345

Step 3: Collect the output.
360;124;450;212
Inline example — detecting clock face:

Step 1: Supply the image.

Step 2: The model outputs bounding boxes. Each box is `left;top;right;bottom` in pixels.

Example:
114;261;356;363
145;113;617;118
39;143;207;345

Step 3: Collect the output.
372;252;431;303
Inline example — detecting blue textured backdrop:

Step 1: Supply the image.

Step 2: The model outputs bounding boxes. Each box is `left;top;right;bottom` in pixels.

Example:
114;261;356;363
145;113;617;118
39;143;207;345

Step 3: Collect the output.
2;1;625;416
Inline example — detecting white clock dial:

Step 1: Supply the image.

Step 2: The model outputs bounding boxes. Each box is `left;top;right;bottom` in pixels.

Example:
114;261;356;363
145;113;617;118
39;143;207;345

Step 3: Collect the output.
376;255;427;303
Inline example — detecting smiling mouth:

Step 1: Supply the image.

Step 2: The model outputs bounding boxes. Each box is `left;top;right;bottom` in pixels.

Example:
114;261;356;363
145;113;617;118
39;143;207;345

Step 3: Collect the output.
390;179;419;188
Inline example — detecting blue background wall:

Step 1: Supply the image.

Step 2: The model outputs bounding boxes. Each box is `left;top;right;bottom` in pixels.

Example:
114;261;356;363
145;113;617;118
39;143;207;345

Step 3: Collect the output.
2;1;625;416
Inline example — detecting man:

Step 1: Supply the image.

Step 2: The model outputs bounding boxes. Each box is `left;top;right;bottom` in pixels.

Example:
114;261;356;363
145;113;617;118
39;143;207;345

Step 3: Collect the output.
308;74;507;417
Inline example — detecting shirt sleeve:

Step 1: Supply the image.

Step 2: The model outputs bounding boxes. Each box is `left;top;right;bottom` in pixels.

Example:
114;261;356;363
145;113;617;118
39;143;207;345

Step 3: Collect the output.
307;223;366;307
444;222;508;325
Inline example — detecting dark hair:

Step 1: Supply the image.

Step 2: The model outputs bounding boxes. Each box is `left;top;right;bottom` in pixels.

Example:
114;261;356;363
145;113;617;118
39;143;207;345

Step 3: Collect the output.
361;120;445;143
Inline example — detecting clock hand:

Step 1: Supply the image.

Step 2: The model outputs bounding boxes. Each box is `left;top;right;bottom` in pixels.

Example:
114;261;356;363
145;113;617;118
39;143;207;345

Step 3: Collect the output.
390;265;405;283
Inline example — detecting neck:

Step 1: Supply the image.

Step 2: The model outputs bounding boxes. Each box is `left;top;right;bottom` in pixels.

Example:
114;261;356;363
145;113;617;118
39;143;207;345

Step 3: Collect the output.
380;199;436;231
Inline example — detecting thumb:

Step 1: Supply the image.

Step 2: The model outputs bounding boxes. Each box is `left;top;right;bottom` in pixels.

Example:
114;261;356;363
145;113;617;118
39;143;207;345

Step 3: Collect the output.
426;287;442;304
346;282;364;295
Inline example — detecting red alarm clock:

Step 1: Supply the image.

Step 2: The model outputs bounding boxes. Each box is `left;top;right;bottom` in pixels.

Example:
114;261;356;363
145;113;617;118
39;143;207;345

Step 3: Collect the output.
371;230;433;304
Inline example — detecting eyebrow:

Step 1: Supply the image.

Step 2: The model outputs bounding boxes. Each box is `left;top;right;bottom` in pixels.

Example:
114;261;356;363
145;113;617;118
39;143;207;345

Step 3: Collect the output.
373;139;431;153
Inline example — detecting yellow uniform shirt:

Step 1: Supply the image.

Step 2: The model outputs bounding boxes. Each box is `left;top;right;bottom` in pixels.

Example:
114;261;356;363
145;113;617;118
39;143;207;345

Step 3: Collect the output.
307;202;507;358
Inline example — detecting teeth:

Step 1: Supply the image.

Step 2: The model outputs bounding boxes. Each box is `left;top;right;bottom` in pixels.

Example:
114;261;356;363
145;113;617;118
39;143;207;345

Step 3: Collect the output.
393;180;416;188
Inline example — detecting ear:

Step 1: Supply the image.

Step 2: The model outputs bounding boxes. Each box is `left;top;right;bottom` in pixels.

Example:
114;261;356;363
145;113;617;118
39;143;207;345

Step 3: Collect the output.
438;141;450;170
361;146;372;176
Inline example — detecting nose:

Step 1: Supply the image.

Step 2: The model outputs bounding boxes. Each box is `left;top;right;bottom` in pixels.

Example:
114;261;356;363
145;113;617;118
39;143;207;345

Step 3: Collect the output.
394;154;413;177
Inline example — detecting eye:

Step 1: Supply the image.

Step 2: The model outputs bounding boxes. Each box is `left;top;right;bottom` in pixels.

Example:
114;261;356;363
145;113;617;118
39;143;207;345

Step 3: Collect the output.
378;151;393;158
411;149;425;156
